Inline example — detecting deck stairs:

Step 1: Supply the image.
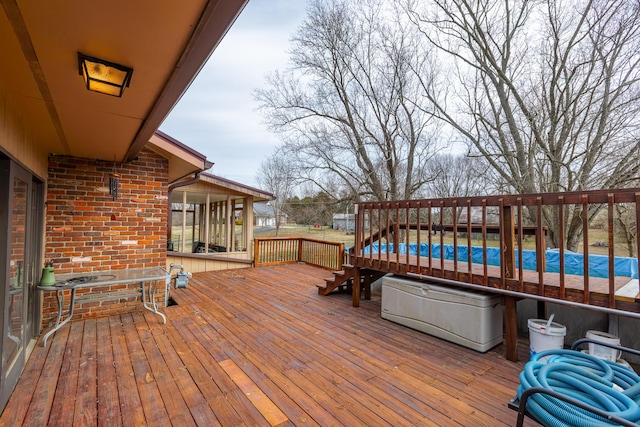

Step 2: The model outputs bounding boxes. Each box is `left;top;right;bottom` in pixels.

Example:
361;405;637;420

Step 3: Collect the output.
317;264;386;296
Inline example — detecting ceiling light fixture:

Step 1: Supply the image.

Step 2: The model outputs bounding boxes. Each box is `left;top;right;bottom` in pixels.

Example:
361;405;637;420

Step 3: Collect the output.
78;52;133;97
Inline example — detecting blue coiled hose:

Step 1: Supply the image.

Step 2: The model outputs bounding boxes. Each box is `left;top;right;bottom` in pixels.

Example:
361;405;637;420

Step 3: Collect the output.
517;349;640;426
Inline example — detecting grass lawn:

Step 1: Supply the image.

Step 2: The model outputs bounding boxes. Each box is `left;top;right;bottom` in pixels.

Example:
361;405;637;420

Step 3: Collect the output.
253;225;356;247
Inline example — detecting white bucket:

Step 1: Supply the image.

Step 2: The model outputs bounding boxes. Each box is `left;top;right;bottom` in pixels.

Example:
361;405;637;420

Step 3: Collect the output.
528;316;566;360
586;330;621;362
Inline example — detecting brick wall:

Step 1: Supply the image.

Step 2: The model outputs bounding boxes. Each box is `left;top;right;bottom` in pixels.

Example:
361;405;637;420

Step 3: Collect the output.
42;149;168;324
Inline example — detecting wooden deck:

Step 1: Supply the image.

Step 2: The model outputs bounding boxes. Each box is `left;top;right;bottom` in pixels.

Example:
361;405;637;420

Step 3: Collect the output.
0;264;539;426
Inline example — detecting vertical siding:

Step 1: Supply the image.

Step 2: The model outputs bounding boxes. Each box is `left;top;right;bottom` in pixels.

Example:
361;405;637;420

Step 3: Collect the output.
166;254;251;274
0;91;48;178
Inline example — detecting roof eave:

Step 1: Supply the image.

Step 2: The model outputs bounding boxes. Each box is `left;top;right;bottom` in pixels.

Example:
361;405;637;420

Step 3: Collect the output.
124;0;249;162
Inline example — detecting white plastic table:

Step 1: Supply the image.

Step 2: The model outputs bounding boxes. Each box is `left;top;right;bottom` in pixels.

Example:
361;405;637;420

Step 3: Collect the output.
38;267;169;346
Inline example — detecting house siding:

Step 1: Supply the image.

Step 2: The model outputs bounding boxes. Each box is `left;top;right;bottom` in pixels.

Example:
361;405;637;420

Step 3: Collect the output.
166;254;251;274
0;91;48;179
42;149;168;325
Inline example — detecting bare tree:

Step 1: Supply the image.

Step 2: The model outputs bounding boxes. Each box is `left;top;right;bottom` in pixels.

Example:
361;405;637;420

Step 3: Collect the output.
255;151;297;236
615;204;638;257
418;153;500;225
405;0;640;250
421;153;497;199
255;0;442;203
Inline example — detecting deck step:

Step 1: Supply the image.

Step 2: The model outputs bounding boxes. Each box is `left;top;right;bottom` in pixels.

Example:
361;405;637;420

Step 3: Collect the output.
317;265;356;296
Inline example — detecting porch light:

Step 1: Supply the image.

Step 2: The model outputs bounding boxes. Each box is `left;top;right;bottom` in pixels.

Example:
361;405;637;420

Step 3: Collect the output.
78;52;133;97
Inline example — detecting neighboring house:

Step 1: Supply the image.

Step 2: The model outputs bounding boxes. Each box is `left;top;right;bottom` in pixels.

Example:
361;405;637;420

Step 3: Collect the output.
333;213;369;231
0;0;248;411
333;213;356;231
457;207;501;224
253;202;288;227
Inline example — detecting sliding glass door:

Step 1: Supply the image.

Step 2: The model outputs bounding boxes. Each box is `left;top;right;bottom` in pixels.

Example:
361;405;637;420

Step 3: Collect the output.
0;159;43;411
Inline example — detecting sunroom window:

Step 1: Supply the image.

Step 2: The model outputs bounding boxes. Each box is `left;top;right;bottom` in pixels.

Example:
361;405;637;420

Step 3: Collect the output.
169;191;249;254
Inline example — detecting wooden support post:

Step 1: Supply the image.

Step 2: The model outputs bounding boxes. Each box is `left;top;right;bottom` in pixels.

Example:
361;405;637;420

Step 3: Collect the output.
181;191;187;252
352;267;361;307
364;273;371;300
537;301;546;320
204;193;210;248
505;296;518;362
230;199;236;252
245;197;253;252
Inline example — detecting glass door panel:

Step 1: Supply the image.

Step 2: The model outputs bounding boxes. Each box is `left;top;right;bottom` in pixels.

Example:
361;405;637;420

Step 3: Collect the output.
3;177;27;372
0;160;40;412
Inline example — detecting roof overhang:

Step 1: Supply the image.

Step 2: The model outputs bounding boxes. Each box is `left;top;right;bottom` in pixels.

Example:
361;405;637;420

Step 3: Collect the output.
200;173;274;201
170;172;274;204
0;0;248;163
148;130;213;183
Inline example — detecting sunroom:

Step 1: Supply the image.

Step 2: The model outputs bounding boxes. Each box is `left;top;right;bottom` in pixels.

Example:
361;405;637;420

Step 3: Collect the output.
167;172;273;273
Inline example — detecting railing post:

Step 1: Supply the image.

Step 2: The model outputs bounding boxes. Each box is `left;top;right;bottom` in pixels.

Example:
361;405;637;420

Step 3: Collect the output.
502;204;515;279
394;202;400;261
581;194;590;303
354;203;360;262
254;238;260;266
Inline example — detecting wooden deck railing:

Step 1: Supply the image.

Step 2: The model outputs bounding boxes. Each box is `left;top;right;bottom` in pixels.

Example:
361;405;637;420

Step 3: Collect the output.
353;188;640;315
254;237;344;271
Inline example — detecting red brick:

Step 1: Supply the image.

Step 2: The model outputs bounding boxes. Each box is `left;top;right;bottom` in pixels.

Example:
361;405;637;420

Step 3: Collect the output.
42;149;168;327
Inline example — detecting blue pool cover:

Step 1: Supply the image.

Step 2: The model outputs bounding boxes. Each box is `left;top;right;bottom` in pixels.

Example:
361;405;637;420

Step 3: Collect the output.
361;243;638;279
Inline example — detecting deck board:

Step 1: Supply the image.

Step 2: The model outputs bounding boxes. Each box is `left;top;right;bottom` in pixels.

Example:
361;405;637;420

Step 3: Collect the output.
96;316;121;427
109;315;148;426
49;320;83;427
1;264;539;426
75;318;97;426
7;321;69;427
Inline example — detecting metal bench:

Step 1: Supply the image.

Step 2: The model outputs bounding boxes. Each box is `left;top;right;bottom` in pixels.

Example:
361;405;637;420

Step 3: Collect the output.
38;267;169;346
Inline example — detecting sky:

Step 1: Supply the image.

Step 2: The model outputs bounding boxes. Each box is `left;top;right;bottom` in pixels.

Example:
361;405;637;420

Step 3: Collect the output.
159;0;310;188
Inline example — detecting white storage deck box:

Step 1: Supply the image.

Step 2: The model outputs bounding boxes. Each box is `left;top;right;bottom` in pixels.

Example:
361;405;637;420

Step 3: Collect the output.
381;276;504;352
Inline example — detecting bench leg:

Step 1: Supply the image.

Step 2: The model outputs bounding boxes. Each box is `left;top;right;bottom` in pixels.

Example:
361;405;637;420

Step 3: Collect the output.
41;288;77;347
141;280;166;323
